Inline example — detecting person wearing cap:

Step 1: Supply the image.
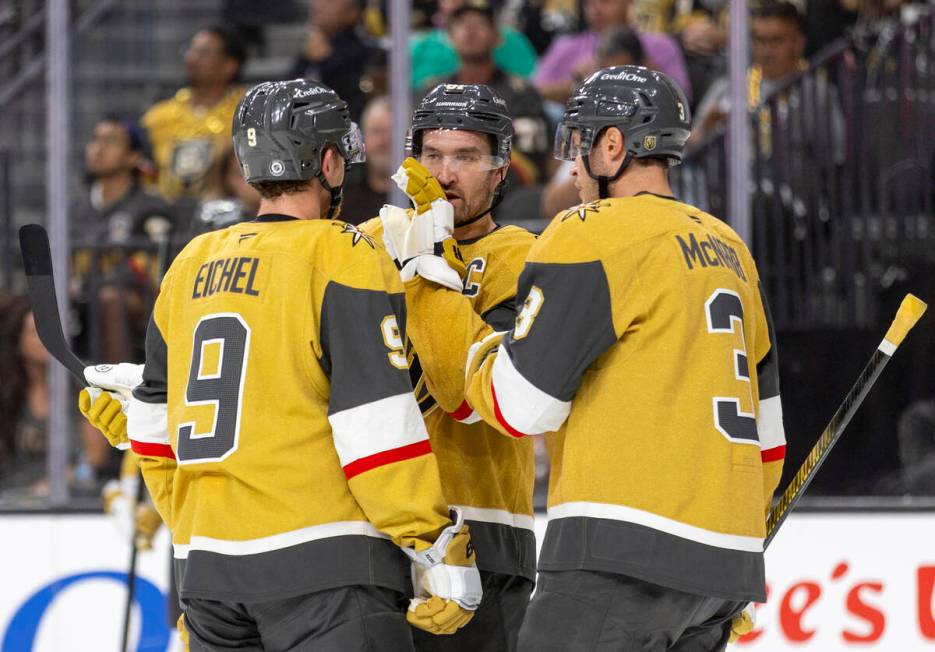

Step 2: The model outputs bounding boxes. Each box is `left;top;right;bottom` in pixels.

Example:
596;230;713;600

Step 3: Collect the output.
71;116;176;366
384;65;784;648
411;0;539;91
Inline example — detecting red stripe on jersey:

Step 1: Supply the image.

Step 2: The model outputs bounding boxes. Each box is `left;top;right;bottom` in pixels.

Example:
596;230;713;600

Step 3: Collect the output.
131;440;176;460
343;439;433;480
761;445;786;463
449;400;474;422
491;384;527;438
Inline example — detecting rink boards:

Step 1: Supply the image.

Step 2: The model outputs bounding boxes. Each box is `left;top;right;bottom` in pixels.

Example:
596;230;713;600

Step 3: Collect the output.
1;511;933;651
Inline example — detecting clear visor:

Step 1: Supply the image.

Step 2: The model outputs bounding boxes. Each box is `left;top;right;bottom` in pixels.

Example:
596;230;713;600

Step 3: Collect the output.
418;150;507;176
554;124;585;161
340;122;366;166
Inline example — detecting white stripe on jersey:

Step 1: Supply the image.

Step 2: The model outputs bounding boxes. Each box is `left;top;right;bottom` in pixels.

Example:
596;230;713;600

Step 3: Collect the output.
492;343;571;435
757;395;786;451
127;398;169;444
173;520;390;559
328;392;429;468
452;505;536;531
548;501;764;553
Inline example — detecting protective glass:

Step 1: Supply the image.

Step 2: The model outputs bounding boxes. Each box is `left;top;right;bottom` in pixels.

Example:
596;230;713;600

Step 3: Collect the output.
340;122;367;166
553;124;591;161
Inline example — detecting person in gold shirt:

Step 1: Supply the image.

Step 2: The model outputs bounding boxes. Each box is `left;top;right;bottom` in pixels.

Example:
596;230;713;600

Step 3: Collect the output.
142;25;246;202
364;83;539;651
384;66;785;650
79;79;482;649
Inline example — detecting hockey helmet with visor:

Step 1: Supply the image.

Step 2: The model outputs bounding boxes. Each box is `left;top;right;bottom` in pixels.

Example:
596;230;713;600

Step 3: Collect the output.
555;65;691;198
233;79;365;219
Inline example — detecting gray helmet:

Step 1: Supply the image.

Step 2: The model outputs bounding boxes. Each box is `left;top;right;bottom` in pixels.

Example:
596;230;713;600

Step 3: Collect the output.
555;65;691;196
408;83;513;163
232;79;364;217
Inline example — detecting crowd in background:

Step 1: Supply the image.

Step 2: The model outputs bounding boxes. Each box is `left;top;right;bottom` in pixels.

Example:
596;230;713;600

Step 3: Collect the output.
1;0;932;503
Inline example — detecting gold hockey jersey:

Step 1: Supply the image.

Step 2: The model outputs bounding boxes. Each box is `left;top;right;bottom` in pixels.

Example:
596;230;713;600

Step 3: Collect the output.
361;218;539;579
127;215;451;602
142;87;244;201
462;194;785;602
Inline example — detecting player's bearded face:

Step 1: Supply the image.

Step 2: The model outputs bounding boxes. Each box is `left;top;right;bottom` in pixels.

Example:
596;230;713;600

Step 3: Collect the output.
420;130;504;226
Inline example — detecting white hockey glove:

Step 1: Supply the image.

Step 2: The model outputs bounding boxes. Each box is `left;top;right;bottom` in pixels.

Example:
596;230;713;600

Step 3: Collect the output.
78;363;144;449
380;202;465;291
403;507;482;635
102;476;162;551
729;602;756;643
385;157;467;287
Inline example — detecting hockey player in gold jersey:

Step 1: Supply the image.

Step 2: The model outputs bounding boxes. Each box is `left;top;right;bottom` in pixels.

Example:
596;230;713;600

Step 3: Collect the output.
363;84;538;651
80;79;482;649
385;67;785;649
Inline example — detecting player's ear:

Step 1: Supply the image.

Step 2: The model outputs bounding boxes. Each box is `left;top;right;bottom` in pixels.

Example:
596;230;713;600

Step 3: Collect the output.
605;127;626;162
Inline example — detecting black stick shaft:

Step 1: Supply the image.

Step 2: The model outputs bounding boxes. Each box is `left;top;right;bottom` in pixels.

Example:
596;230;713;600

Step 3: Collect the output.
764;348;891;548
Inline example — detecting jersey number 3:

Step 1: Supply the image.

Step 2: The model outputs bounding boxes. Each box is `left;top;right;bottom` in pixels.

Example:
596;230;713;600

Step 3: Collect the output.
705;289;758;444
177;313;251;464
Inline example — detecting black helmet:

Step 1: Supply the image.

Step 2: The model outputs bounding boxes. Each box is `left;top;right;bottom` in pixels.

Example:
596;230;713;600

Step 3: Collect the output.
409;83;513;164
555;65;691;197
232;79;365;217
409;83;513;226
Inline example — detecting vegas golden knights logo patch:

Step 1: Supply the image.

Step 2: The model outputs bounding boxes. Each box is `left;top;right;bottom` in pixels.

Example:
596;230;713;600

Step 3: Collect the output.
643;135;657;151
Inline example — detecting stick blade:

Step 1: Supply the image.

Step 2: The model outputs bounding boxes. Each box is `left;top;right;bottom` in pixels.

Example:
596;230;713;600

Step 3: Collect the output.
19;224;54;276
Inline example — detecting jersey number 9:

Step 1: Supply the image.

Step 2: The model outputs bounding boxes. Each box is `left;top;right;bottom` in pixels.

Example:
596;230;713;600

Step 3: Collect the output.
177;313;251;464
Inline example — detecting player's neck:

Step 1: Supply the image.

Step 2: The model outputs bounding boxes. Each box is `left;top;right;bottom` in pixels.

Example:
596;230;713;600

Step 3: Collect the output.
610;166;674;199
257;190;326;221
455;213;496;241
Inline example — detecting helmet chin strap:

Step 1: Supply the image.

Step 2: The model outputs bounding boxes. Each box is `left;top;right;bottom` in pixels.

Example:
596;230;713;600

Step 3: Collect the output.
453;173;509;229
316;171;344;220
582;152;632;199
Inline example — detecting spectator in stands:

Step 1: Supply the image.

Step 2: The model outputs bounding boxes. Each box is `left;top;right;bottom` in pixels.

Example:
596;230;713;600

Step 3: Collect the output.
142;25;246;202
0;294;116;499
897;396;935;494
410;0;539;90
74;117;174;249
289;0;374;121
0;294;50;497
340;95;391;223
691;0;844;162
71;117;173;364
692;1;806;143
631;1;728;108
426;0;552;186
532;0;692;103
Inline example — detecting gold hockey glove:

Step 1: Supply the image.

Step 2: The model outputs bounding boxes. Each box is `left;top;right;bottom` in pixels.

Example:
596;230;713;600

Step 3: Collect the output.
79;363;144;449
390;158;466;278
393;157;446;215
728;603;756;642
103;477;163;550
403;508;482;635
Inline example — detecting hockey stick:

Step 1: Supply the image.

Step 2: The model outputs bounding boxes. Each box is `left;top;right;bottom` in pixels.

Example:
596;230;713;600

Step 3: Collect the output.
19;224;87;384
764;294;927;548
19;223;148;652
